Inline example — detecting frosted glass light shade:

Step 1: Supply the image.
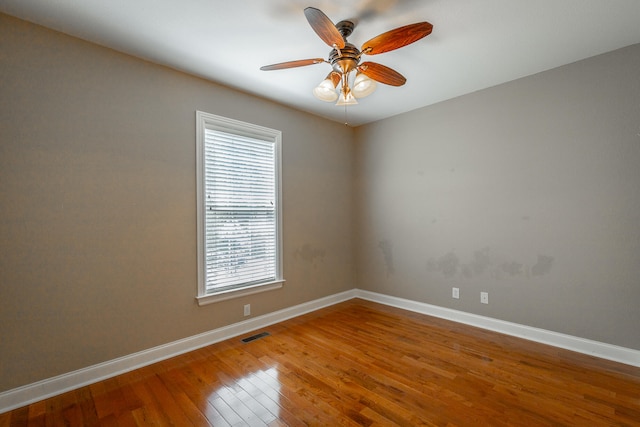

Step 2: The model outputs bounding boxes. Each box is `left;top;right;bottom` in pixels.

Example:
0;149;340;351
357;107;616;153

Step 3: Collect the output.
336;89;358;106
312;78;338;102
352;72;377;98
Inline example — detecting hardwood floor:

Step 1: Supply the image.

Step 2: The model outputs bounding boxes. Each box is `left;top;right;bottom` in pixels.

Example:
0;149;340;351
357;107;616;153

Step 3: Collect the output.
2;299;639;426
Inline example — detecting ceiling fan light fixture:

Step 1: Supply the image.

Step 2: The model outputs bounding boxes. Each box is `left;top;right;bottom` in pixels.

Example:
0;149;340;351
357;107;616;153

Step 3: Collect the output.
352;72;377;98
336;87;358;106
261;7;433;110
313;76;339;102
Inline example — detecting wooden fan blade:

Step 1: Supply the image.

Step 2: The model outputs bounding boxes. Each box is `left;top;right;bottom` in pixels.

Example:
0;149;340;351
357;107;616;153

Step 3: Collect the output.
304;7;345;49
359;62;406;86
361;22;433;55
260;58;326;71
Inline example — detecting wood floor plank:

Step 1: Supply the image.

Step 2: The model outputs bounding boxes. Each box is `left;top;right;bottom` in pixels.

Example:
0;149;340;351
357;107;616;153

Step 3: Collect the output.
3;299;640;426
207;392;246;426
156;368;212;426
7;406;28;427
25;400;45;427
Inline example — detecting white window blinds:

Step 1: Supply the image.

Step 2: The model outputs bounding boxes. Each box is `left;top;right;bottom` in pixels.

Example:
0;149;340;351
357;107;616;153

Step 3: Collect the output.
196;112;282;299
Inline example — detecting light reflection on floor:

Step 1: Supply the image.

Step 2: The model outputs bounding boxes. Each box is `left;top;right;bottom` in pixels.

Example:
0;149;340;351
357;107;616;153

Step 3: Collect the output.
207;367;281;425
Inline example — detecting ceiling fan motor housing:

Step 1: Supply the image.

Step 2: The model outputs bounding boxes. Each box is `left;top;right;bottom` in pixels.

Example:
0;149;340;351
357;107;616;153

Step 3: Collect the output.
329;42;360;74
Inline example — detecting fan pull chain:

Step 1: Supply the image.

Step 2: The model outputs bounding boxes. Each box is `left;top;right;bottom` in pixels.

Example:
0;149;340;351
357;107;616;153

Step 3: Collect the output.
344;105;349;126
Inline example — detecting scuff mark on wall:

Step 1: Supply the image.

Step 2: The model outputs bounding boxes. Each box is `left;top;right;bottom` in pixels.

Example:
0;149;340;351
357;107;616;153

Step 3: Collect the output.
294;244;326;266
472;247;492;274
378;240;395;277
426;247;554;280
502;261;523;276
461;265;473;278
426;252;459;278
532;255;554;276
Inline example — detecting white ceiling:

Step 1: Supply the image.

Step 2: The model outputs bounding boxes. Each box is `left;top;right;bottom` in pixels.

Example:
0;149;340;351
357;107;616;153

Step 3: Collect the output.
2;0;640;126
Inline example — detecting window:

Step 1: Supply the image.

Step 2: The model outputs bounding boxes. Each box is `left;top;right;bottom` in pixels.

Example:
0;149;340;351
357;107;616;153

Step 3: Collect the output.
196;111;283;305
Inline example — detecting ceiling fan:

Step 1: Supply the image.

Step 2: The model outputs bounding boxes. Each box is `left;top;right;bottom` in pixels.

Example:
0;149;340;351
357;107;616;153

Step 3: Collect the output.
260;7;433;106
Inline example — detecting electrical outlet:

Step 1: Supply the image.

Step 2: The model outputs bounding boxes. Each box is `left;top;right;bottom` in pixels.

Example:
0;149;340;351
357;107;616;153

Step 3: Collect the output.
452;287;460;299
481;292;489;304
244;304;251;316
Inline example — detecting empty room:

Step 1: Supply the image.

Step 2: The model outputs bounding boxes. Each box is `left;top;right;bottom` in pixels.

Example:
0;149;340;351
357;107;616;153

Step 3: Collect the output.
1;1;639;425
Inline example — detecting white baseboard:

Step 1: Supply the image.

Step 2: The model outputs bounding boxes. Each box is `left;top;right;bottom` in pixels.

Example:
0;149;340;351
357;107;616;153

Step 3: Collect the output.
0;290;357;414
354;289;640;368
2;288;638;414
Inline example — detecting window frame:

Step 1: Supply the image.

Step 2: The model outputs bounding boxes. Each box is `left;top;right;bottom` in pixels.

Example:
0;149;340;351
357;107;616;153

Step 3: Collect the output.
195;111;284;306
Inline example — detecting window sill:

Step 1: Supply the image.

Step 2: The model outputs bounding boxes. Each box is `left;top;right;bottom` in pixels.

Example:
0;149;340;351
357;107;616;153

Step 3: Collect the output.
196;280;285;306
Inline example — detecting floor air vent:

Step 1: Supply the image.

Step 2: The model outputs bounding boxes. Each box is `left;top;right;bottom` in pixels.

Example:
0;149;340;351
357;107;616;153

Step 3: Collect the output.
241;332;270;343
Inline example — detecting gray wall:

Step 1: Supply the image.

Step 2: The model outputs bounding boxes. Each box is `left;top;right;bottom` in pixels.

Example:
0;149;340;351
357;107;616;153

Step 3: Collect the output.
355;43;640;350
2;11;639;395
0;14;355;392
